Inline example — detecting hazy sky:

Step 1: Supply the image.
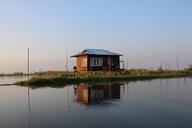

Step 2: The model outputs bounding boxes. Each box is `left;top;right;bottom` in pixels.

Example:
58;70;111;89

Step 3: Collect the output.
0;0;192;73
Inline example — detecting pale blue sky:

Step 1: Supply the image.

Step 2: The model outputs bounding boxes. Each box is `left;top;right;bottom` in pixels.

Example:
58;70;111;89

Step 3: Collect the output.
0;0;192;73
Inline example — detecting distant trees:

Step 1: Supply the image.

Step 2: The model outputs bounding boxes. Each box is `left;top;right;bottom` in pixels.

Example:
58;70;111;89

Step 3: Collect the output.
188;65;192;70
157;66;164;72
0;72;4;76
0;72;24;76
13;72;24;76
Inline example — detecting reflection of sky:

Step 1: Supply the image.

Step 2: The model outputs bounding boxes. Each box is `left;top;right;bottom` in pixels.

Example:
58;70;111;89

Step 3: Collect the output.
0;76;27;84
1;0;192;73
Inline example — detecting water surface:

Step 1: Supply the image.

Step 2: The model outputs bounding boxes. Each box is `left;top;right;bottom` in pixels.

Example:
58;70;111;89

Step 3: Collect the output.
0;77;192;128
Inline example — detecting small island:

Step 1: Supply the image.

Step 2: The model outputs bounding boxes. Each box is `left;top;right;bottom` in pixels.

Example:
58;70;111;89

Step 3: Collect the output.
16;66;192;87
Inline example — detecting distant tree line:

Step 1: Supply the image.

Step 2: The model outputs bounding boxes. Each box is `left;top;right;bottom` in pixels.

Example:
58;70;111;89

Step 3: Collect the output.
0;72;25;76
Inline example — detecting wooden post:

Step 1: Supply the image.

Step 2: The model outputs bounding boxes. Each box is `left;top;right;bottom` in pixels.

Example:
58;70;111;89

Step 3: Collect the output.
176;56;179;71
27;48;30;81
108;57;112;71
66;49;69;72
123;61;125;70
27;48;31;127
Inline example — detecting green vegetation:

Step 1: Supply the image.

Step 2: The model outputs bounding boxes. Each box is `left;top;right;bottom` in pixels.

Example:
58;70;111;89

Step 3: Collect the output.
16;68;192;87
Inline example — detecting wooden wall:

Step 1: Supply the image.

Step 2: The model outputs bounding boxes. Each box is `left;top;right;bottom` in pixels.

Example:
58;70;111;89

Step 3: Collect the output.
87;55;120;71
76;55;120;71
76;55;88;71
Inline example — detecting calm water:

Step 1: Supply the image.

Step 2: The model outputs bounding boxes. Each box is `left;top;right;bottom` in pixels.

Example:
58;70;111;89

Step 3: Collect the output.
0;77;192;128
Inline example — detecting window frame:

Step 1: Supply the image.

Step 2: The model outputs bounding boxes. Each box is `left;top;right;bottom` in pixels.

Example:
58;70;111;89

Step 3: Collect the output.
90;57;103;67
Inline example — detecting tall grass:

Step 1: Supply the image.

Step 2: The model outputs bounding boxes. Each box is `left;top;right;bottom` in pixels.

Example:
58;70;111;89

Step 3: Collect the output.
15;69;192;87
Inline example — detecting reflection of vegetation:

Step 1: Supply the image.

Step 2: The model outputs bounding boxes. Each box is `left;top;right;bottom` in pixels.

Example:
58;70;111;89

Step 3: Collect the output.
19;83;67;89
16;69;192;87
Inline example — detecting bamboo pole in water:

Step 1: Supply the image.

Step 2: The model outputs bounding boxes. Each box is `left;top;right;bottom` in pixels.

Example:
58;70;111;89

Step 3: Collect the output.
27;47;32;126
27;48;30;80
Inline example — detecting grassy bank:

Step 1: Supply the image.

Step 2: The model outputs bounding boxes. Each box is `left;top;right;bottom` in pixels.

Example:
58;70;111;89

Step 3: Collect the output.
16;69;192;87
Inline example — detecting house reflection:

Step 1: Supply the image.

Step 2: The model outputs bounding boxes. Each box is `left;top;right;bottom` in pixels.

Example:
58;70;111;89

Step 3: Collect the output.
74;83;122;104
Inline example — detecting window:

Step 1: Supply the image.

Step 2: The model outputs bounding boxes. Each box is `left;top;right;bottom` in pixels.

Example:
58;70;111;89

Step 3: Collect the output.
82;58;87;67
90;58;103;66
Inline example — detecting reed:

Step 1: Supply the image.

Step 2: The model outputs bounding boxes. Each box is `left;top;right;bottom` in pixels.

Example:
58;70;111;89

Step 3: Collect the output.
15;69;192;87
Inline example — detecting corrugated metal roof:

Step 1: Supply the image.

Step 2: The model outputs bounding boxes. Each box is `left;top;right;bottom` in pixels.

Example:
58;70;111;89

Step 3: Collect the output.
71;49;122;57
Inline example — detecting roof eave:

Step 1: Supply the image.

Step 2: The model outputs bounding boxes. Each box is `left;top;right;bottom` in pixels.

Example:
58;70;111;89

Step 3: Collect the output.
71;54;123;57
71;53;87;57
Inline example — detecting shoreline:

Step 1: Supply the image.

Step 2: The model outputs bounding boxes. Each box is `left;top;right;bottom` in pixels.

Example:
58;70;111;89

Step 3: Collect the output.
15;70;192;87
